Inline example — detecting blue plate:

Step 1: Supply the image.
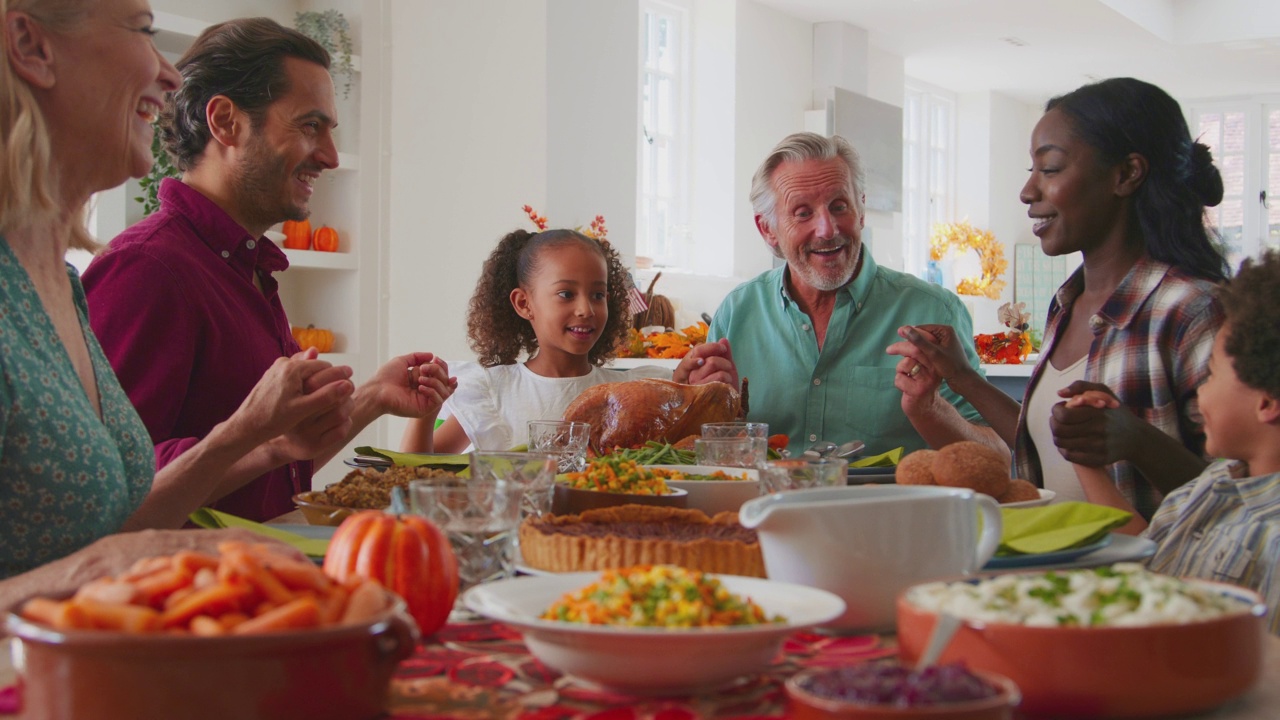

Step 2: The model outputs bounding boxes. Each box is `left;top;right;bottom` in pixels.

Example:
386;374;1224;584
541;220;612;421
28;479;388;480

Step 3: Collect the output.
985;534;1114;569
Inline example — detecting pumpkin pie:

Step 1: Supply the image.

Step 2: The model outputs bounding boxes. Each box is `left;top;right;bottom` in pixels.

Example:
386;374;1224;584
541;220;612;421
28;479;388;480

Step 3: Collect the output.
518;505;764;577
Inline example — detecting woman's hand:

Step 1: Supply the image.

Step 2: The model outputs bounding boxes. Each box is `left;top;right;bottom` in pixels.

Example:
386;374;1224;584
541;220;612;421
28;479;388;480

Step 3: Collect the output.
887;324;975;383
1050;381;1137;467
889;326;946;417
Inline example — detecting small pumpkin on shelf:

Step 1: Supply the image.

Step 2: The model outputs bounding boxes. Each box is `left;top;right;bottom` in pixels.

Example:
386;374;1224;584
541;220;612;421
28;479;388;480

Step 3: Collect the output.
281;219;312;250
312;225;340;252
291;324;335;353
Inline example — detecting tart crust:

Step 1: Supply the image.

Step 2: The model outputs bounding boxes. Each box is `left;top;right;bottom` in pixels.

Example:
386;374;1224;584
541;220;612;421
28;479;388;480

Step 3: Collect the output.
518;505;764;577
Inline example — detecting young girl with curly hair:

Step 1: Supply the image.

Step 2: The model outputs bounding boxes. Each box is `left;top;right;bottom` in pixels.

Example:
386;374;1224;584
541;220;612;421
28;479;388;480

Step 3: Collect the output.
401;229;737;453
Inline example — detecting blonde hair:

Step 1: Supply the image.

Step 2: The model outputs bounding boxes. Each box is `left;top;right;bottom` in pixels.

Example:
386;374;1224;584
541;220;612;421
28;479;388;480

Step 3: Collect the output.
0;0;95;251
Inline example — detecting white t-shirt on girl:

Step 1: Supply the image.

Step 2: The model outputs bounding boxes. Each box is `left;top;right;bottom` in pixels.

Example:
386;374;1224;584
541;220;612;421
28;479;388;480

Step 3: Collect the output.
442;361;673;451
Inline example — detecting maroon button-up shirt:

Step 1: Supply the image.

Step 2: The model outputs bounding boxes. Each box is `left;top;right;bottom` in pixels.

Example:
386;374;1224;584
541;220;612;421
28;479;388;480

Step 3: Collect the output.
83;178;310;521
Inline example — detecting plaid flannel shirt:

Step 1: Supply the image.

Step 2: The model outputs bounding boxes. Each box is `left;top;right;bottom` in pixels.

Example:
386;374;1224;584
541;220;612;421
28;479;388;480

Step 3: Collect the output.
1013;255;1223;519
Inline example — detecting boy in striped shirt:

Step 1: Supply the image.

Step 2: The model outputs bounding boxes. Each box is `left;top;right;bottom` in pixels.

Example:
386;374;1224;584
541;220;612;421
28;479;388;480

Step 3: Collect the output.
1142;249;1280;634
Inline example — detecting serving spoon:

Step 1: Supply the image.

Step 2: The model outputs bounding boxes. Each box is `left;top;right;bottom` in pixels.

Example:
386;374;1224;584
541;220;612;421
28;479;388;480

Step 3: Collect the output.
799;441;836;460
914;611;962;670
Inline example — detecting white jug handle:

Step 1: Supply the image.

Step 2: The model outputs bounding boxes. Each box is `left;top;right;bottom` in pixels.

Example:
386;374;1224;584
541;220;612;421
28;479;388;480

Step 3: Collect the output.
973;493;1003;568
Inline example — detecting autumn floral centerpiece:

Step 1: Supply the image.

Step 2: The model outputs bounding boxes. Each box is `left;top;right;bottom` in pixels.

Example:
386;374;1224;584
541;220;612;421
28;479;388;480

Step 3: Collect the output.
975;302;1033;365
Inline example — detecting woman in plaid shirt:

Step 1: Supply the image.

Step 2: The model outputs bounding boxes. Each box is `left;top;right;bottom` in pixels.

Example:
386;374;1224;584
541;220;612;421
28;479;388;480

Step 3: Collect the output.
890;77;1229;520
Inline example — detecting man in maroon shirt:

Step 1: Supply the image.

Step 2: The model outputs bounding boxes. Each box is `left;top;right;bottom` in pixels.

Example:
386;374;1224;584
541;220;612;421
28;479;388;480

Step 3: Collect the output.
83;18;455;522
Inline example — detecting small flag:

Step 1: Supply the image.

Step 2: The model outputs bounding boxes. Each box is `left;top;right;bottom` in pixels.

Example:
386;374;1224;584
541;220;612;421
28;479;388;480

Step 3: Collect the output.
627;285;649;316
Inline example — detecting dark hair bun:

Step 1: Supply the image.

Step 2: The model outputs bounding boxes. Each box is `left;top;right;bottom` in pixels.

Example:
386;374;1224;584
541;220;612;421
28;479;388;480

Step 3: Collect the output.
1188;142;1224;208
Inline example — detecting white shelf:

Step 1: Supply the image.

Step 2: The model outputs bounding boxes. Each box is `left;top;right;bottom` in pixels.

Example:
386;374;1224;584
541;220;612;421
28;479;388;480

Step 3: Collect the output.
284;248;358;270
153;12;361;71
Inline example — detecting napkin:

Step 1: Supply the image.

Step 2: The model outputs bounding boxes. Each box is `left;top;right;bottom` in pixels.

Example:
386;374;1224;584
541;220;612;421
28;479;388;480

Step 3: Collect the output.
849;447;904;468
189;508;330;558
354;446;470;468
997;502;1133;556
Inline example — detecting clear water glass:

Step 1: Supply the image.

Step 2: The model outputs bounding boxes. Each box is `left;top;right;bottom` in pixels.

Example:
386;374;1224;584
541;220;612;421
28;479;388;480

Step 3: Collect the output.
700;421;769;440
528;420;591;473
469;451;557;519
408;480;524;592
760;457;849;493
694;436;768;468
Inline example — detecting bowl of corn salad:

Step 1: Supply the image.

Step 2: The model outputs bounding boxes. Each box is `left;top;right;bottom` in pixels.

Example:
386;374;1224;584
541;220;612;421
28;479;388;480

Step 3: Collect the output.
463;567;845;694
553;458;688;515
647;465;762;515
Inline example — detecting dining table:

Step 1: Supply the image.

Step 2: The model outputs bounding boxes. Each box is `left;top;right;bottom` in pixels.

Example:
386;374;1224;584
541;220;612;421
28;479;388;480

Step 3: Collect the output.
3;605;1279;718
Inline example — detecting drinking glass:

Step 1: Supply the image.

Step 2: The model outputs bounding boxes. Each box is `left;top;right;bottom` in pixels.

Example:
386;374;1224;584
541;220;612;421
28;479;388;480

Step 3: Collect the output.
470;451;557;519
760;457;848;493
700;421;769;440
694;436;767;468
528;420;591;473
409;480;524;592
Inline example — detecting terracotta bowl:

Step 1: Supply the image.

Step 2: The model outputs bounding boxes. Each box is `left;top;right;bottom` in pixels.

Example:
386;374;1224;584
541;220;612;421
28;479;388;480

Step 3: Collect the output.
6;591;417;720
550;483;687;515
292;491;368;527
785;665;1020;720
896;579;1267;718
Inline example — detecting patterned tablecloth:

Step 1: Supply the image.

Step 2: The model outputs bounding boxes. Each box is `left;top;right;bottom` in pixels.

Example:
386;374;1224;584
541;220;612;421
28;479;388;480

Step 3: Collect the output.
384;620;896;719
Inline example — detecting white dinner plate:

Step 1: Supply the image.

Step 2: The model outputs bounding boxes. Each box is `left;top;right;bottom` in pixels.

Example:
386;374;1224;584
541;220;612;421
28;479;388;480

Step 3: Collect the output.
984;532;1157;574
998;488;1056;508
645;464;761;515
463;572;845;695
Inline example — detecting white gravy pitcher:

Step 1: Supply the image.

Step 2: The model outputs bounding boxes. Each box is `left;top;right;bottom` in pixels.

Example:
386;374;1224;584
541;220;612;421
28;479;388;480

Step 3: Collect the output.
740;485;1002;632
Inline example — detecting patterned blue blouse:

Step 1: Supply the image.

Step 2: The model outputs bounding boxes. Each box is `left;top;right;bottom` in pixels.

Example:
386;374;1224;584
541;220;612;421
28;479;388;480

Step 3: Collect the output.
0;239;154;577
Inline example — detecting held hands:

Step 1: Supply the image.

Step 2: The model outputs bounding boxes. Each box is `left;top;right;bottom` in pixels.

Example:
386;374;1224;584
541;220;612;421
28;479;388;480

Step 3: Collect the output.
674;338;739;388
1051;381;1135;468
368;352;458;419
887;326;948;417
226;348;355;450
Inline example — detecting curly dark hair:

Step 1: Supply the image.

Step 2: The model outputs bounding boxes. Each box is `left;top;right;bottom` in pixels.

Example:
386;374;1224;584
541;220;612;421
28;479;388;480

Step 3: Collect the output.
161;17;329;171
467;229;634;368
1047;77;1229;283
1218;249;1280;398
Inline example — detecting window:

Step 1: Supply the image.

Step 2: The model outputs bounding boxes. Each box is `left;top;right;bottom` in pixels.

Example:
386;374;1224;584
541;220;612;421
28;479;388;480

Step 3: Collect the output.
637;0;690;268
1190;101;1280;270
902;81;956;278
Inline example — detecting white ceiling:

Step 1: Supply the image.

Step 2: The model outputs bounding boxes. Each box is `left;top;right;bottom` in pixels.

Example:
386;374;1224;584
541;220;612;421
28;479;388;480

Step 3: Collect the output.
756;0;1280;106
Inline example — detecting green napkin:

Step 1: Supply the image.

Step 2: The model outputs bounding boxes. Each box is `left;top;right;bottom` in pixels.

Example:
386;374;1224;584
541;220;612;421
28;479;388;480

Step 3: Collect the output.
850;447;904;468
997;502;1133;556
189;508;329;558
354;446;469;469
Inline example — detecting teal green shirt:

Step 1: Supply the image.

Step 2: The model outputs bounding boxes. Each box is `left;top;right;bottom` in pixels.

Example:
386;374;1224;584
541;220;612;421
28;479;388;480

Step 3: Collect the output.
0;239;154;577
709;251;986;457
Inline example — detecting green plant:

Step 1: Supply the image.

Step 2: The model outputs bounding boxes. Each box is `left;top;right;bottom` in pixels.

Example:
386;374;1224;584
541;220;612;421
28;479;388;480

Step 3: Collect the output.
135;126;180;215
295;10;354;99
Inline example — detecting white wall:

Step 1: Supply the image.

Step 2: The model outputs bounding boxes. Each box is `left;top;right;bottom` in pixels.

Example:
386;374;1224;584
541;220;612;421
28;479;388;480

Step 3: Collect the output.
547;0;640;261
385;0;548;413
688;0;739;276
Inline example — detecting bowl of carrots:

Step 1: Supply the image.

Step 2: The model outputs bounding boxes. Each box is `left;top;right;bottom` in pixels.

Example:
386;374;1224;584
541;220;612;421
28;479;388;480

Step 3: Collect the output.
6;541;417;720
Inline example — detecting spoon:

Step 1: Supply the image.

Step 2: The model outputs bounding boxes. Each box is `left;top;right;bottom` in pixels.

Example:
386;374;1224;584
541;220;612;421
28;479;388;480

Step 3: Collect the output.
800;441;836;460
915;612;962;671
833;440;866;459
389;486;409;515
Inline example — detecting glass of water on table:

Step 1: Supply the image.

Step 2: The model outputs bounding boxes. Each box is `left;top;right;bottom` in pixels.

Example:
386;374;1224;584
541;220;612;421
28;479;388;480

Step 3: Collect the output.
409;479;524;593
528;420;591;473
470;451;558;519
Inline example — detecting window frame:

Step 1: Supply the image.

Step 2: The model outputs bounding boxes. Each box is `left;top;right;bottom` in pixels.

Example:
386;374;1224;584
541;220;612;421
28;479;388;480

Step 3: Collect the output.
902;79;957;279
636;0;692;268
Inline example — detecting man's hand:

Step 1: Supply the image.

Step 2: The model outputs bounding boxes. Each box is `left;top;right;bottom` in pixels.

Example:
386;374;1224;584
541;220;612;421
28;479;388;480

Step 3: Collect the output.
673;338;739;388
886;324;974;383
367;352;458;419
1051;381;1136;467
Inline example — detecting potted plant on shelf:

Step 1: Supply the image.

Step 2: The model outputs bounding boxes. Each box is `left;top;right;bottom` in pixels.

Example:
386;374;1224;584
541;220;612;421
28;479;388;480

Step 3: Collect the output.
295;9;354;99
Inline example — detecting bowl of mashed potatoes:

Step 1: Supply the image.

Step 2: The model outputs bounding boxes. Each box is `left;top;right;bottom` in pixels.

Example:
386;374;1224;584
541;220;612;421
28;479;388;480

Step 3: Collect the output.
896;564;1266;718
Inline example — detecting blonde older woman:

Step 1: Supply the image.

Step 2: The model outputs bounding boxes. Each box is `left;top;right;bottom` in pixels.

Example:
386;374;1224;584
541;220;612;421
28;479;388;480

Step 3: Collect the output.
0;0;355;604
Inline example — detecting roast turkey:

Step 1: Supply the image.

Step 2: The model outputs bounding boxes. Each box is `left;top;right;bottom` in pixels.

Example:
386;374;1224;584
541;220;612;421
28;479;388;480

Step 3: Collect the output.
563;378;742;453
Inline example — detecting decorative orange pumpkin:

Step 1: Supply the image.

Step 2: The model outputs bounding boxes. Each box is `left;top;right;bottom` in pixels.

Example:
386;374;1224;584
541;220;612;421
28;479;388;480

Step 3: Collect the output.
312;225;340;252
291;324;335;353
281;219;312;250
323;511;459;638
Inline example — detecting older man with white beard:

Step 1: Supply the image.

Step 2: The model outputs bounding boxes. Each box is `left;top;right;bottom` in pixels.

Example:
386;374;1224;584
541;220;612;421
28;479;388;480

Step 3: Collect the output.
708;132;1006;459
